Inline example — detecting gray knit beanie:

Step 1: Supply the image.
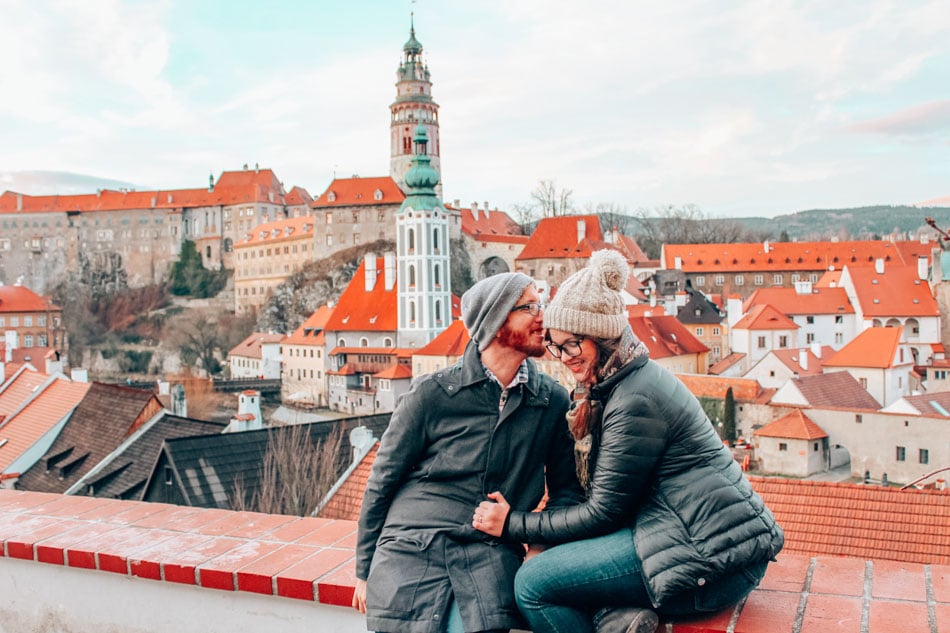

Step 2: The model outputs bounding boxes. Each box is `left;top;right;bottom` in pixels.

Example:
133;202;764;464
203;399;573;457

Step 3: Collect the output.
461;272;534;352
544;250;629;338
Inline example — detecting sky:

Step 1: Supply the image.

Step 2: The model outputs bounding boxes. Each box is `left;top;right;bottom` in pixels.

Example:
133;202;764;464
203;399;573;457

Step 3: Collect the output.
1;0;949;218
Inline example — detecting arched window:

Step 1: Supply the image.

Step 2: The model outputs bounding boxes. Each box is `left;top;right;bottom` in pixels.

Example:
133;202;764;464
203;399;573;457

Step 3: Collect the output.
384;337;393;347
435;300;442;322
409;265;416;287
337;338;347;347
408;228;415;252
433;228;440;251
434;264;441;286
360;337;369;347
410;301;417;324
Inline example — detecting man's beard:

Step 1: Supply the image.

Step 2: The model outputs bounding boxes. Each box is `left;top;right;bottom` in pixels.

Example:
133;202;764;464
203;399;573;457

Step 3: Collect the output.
496;322;545;357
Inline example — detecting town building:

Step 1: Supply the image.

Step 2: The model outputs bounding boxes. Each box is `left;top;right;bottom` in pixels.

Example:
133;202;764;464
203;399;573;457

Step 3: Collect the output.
227;332;284;380
233;216;315;316
754;409;830;477
452;202;528;280
0;282;66;356
729;304;799;374
820;326;914;407
739;283;856;351
310;176;406;257
281;305;334;407
675;284;728;366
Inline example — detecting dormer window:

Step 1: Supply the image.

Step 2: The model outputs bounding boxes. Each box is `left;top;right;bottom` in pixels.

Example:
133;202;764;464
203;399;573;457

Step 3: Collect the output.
327;191;337;202
374;189;383;201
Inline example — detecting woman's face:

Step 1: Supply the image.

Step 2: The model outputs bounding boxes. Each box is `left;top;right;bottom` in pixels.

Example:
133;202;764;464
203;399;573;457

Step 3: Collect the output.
546;328;600;384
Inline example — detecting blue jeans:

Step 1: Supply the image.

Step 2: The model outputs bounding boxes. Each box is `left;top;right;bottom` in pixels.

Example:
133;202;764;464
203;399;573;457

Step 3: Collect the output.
514;528;765;633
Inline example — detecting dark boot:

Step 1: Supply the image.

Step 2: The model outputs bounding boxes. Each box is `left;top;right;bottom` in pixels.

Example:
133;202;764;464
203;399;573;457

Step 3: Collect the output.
593;606;659;633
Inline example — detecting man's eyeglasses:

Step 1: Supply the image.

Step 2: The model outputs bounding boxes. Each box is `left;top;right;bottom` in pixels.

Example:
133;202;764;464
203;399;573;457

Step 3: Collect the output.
545;336;585;358
510;302;545;316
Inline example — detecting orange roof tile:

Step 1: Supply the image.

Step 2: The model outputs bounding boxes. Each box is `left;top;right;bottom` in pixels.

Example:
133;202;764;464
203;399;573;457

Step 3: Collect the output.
0;285;59;313
319;443;378;521
743;287;854;315
374;365;413;379
215;167;284;191
227;332;285;360
283;186;313;206
707;352;746;375
311;176;405;207
414;319;469;357
843;264;939;317
662;240;934;273
457;206;524;238
625;304;666;318
283;306;334;346
323;258;398;332
767;346;836;376
0;368;49;416
733;304;799;331
782;371;881;409
675;374;770;402
755;409;828;440
822;327;904;369
0;377;90;470
750;477;950;564
629;316;708;359
516;215;605;260
235;216;314;247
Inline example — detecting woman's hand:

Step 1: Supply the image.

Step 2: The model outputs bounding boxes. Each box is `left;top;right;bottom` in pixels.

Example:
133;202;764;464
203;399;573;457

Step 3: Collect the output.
472;491;511;537
352;578;367;613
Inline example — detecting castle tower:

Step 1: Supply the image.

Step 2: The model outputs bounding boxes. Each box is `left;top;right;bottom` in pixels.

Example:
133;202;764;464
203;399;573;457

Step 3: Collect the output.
396;124;451;348
390;17;442;197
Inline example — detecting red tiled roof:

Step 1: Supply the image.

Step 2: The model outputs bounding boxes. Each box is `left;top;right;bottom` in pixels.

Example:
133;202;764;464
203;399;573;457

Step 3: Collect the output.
0;368;49;416
886;391;950;417
750;477;950;565
457;206;523;238
676;374;772;402
782;371;882;410
215;167;284;191
283;306;334;346
516;215;604;260
733;304;799;331
323;258;398;332
822;327;904;369
414;319;469;357
311;176;405;207
236;216;314;246
630;316;708;359
283;186;313;206
0;285;58;313
319;443;379;521
626;304;666;318
755;409;828;440
743;287;854;315
843;264;939;317
767;346;835;376
662;240;934;273
373;365;413;379
707;352;746;375
227;332;285;360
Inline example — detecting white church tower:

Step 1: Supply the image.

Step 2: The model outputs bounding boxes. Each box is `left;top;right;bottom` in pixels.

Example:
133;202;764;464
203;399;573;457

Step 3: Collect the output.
396;124;452;348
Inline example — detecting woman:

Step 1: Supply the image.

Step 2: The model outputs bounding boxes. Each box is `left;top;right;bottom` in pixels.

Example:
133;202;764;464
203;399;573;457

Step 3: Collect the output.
472;250;784;633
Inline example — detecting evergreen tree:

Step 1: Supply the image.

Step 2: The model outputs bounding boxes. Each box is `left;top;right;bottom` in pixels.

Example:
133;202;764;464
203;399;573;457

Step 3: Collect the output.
168;240;227;297
723;387;737;442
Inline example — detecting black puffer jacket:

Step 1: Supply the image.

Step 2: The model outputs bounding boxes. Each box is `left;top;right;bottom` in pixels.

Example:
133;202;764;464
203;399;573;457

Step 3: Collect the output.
505;352;784;606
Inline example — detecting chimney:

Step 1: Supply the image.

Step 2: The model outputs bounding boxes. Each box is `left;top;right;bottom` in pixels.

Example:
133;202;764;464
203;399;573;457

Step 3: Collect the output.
810;342;821;358
918;256;928;280
674;291;688;308
4;331;18;362
171;384;187;417
453;199;460;209
674;256;682;270
349;426;376;463
384;252;396;291
364;253;378;291
763;239;770;253
799;348;808;372
227;390;263;432
16;194;22;211
471;201;479;221
577;219;586;243
874;258;884;274
726;295;744;328
69;368;89;383
484;201;489;213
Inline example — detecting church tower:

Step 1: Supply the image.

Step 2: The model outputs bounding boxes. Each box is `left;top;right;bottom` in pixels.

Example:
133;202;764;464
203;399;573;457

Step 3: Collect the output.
396;124;451;348
390;17;442;197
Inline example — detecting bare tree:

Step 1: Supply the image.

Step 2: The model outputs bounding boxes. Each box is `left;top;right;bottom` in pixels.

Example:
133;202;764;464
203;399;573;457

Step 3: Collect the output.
231;423;346;516
531;179;574;218
510;202;539;233
632;204;768;259
168;310;226;377
584;202;634;236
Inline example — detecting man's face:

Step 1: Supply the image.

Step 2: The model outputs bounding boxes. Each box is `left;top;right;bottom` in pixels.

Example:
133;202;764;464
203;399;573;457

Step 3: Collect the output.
496;285;546;358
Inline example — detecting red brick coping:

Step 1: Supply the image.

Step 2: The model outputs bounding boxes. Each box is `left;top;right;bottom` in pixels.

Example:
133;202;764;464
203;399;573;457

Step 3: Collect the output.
0;490;947;632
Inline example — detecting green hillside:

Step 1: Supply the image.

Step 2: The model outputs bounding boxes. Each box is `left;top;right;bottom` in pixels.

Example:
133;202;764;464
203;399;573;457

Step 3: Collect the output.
731;206;950;242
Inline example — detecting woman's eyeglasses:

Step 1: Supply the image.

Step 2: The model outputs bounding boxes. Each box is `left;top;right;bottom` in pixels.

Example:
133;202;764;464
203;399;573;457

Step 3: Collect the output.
510;302;545;316
545;336;585;358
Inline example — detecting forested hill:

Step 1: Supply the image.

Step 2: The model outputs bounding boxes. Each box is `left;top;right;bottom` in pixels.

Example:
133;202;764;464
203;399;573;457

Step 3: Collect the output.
729;205;950;241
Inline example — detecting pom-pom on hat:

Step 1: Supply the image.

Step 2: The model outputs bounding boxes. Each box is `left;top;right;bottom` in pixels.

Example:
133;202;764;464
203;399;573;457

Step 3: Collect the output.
544;250;629;339
461;272;534;352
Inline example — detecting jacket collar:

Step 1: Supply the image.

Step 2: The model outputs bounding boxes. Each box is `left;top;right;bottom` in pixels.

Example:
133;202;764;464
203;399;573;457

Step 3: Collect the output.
590;352;649;402
452;341;542;397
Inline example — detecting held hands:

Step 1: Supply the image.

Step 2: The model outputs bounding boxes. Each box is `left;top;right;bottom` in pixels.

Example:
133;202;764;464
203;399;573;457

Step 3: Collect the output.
352;578;367;613
472;491;511;537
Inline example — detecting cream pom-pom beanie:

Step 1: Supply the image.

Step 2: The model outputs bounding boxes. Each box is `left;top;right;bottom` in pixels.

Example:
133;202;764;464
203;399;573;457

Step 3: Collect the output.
543;250;629;338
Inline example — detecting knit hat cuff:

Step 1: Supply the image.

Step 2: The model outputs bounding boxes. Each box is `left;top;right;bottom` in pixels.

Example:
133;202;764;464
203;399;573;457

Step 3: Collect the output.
543;304;628;339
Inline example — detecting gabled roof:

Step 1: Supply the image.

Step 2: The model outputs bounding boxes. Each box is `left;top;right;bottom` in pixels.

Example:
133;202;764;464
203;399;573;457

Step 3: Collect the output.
227;332;285;360
236;216;314;247
516;215;605;260
374;365;413;379
822;326;904;369
743;286;854;315
414;319;469;357
675;374;773;402
215;167;284;192
283;305;334;346
733;304;798;331
323;258;398;332
766;346;836;376
283;186;314;206
629;316;708;359
457;206;524;239
676;289;723;324
662;240;934;273
755;409;828;440
843;264;939;317
152;415;391;510
319;443;378;521
311;176;405;208
750;477;950;564
0;285;59;313
881;391;950;417
70;412;225;501
0;376;90;471
708;352;746;375
15;382;164;493
778;371;881;410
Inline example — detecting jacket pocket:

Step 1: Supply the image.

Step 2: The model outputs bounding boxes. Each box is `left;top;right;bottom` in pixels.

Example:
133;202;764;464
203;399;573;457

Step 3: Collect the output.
367;535;432;614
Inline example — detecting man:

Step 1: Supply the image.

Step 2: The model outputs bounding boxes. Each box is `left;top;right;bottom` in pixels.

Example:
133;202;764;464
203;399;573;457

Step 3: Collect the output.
353;272;583;633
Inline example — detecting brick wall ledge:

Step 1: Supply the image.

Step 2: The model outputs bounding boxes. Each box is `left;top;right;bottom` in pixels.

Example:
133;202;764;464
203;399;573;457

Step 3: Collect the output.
0;490;947;633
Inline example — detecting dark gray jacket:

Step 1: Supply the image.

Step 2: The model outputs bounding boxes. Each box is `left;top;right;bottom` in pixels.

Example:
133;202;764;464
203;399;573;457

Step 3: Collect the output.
506;353;784;607
357;342;583;632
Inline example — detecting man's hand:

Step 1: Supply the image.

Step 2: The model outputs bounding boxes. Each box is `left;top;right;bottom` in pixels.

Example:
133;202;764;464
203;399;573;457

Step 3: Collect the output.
352;578;367;613
472;491;511;537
